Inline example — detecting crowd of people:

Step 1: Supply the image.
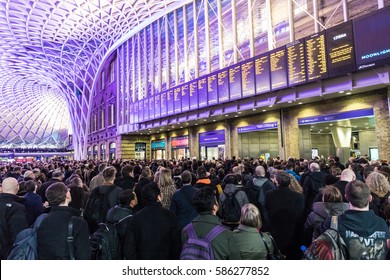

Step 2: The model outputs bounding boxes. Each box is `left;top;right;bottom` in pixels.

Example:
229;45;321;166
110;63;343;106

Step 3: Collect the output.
0;155;389;260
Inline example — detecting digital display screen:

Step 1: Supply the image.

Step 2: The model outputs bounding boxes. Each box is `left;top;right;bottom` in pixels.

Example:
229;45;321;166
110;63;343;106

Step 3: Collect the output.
255;53;271;94
326;21;356;77
133;101;138;123
287;39;306;86
198;77;208;108
174;86;181;114
207;73;218;105
241;59;256;97
270;46;288;90
154;93;161;119
167;88;174;115
217;69;229;103
306;32;328;81
229;63;242;100
160;91;167;117
353;6;390;70
143;98;149;121
149;96;154;120
138;100;144;122
181;83;189;112
129;103;134;124
189;80;198;110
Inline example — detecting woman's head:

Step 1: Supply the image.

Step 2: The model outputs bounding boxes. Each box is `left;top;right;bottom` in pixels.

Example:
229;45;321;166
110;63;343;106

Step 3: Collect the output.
322;185;343;203
365;171;390;197
158;168;173;188
240;203;262;229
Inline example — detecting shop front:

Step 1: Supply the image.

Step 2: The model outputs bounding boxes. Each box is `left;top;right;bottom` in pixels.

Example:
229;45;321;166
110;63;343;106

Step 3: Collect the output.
199;130;225;160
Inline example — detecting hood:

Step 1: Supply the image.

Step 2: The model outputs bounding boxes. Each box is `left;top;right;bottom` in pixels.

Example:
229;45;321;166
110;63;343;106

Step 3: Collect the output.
307;172;327;183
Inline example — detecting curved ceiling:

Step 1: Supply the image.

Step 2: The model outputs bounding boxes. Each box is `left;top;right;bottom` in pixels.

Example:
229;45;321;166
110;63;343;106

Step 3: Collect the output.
0;0;184;149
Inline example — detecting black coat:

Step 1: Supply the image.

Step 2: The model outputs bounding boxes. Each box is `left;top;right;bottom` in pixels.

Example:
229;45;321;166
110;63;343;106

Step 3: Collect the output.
303;171;327;215
37;206;90;260
36;178;63;202
265;186;304;259
0;194;29;259
124;202;181;260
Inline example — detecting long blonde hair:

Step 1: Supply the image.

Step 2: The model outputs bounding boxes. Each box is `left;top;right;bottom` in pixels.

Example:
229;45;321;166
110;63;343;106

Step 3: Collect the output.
365;171;390;197
158;168;174;188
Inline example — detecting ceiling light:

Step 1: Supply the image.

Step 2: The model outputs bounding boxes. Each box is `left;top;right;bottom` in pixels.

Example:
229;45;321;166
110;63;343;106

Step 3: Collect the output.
225;115;229;117
329;124;333;126
203;119;207;121
339;90;344;94
252;108;256;111
298;102;303;105
213;120;216;122
346;92;352;95
238;112;241;114
288;100;292;103
235;115;238;117
262;109;266;112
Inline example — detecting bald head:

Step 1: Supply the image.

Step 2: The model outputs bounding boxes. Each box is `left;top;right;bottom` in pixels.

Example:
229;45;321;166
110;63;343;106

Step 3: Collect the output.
255;166;266;177
310;162;320;172
2;177;19;194
340;169;356;182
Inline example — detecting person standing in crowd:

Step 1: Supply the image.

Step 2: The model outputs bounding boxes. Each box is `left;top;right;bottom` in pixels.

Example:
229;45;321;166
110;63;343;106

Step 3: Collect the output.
303;162;327;216
124;182;181;259
89;162;107;190
23;180;46;226
37;182;90;259
181;187;241;260
158;168;176;209
266;170;304;259
233;203;274;260
37;170;64;203
114;165;135;191
0;177;29;259
325;180;390;259
170;170;198;228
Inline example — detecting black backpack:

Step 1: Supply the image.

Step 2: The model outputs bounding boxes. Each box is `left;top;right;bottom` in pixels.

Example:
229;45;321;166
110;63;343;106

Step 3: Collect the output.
84;187;115;233
90;222;120;260
221;189;241;223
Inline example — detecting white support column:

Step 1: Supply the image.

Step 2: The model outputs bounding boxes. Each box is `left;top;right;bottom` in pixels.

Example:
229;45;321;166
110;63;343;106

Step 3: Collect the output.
217;0;224;69
137;33;142;99
165;16;170;87
266;0;274;50
342;0;349;22
288;0;295;42
174;10;179;85
183;5;189;81
248;0;255;57
150;23;155;96
131;37;136;101
313;0;319;32
143;29;148;97
157;20;162;92
193;2;199;78
378;0;384;9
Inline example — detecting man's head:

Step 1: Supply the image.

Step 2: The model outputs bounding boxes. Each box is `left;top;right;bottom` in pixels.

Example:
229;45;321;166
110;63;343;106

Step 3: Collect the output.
340;169;356;182
192;187;218;214
273;170;291;187
121;165;134;178
197;166;207;179
52;170;64;181
181;170;192;185
23;170;35;180
45;182;70;206
141;182;161;204
309;162;321;172
255;165;266;177
98;163;107;173
119;189;138;208
103;166;116;182
345;180;371;209
1;177;19;194
25;180;38;193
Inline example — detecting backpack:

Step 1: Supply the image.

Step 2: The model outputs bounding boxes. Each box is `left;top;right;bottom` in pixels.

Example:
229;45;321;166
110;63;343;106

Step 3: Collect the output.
6;213;47;260
303;216;348;260
180;223;226;260
90;222;120;260
84;186;115;233
221;189;241;223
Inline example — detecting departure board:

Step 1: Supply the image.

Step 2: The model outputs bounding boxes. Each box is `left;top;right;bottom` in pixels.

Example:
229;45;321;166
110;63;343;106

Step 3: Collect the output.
207;73;218;105
133;101;138;123
198;77;208;108
143;98;149;121
149;96;155;120
129;103;134;124
326;21;356;77
154;93;161;119
353;6;390;70
167;89;174;115
217;69;229;103
160;91;167;117
174;86;181;114
306;32;328;81
241;59;256;97
181;83;189;112
229;63;242;100
255;53;271;94
138;100;143;122
287;39;306;86
189;80;198;110
270;46;288;90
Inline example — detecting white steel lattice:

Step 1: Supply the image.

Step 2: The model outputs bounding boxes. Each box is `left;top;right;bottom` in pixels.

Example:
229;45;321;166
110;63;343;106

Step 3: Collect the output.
0;0;182;158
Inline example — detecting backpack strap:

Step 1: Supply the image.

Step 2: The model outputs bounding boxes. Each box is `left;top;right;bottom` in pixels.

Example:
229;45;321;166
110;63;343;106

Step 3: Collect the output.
203;225;226;243
67;217;76;260
329;215;349;259
116;214;133;225
330;215;338;230
260;232;271;255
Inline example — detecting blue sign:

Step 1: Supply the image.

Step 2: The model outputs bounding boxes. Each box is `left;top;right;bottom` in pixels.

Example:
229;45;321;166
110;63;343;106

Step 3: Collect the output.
298;108;374;125
151;140;166;149
237;122;278;133
199;130;225;145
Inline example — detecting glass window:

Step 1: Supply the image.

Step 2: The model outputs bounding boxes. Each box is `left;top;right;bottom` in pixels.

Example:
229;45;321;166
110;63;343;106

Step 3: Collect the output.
101;70;105;90
110;61;115;83
100;110;105;129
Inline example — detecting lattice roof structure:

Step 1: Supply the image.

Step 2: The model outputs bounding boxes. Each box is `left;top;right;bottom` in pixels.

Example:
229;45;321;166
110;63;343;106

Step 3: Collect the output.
0;0;186;158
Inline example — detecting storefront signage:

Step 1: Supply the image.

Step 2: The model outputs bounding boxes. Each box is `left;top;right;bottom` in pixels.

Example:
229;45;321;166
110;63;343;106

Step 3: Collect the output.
237;122;278;133
151;140;166;149
199;130;225;145
298;108;374;125
171;136;189;148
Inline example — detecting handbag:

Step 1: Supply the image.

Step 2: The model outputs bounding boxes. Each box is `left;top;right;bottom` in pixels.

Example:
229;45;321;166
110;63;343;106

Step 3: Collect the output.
260;232;286;260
